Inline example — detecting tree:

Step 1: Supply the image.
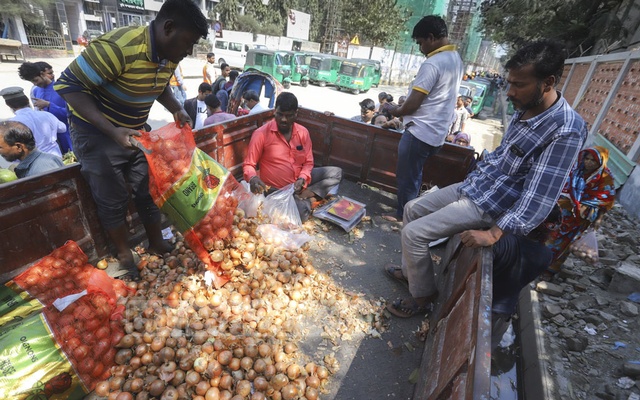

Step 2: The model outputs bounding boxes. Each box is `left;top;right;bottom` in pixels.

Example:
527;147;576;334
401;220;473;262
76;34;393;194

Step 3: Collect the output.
0;0;57;34
479;0;626;57
340;0;404;47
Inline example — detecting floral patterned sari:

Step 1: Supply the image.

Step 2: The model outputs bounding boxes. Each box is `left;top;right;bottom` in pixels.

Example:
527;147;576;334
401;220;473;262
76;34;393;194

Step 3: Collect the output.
545;146;616;274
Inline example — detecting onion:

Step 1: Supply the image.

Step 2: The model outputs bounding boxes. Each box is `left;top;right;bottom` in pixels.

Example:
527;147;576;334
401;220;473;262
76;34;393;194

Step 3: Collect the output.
286;364;300;380
95;381;110;397
305;375;320;389
228;358;241;371
280;384;298;400
258;343;271;358
253;376;268;391
219;374;233;390
115;349;133;365
253;358;266;374
116;392;134;400
305;387;319;400
240;357;253;371
271;374;288;390
217;350;233;366
148;379;165;397
316;366;329;379
205;387;220;400
160;386;178;400
171;370;186;386
196;380;211;396
235;380;251;397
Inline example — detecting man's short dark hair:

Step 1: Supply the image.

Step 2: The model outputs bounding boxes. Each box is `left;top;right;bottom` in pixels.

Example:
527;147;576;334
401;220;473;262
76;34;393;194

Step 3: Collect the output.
204;93;221;109
6;95;29;109
505;40;566;85
243;90;259;102
34;61;52;72
0;121;35;150
18;62;41;81
275;92;298;112
156;0;208;38
198;82;212;93
359;98;375;111
412;15;448;40
207;52;215;58
229;70;239;80
220;63;229;71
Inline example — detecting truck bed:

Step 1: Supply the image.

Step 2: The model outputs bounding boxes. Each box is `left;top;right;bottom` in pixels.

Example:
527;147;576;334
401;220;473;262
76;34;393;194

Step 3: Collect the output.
0;108;489;399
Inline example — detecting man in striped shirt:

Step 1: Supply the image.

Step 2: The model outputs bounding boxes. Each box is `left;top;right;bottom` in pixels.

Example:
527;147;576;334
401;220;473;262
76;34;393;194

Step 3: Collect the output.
55;0;208;277
386;40;588;318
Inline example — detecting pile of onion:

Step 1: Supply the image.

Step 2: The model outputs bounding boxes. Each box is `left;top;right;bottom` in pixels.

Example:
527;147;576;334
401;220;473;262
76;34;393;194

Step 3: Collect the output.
94;207;383;399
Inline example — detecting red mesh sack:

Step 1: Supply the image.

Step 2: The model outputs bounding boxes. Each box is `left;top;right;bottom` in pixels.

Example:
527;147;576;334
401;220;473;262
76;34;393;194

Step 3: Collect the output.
137;123;248;288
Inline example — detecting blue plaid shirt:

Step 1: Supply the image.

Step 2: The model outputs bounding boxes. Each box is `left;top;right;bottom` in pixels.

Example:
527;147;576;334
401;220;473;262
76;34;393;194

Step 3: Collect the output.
460;94;587;235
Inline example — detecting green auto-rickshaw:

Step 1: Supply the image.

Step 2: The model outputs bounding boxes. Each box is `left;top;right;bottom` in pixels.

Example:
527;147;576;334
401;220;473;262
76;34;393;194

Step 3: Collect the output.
244;49;293;89
349;58;381;87
336;60;376;94
463;80;489;116
288;52;311;87
309;54;345;87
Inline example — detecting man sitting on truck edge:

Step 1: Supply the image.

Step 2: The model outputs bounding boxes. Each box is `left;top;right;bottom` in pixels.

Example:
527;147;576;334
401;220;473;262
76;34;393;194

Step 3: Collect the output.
0;121;63;178
384;39;587;318
1;86;66;158
54;0;209;277
243;92;343;222
385;15;464;222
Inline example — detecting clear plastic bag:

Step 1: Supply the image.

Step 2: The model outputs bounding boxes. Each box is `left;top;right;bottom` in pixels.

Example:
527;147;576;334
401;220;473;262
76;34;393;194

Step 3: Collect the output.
237;180;265;218
263;183;302;226
256;224;312;250
570;228;599;264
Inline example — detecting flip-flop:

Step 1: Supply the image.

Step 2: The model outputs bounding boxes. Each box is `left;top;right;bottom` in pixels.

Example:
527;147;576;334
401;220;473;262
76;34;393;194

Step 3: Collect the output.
386;298;430;318
384;264;408;288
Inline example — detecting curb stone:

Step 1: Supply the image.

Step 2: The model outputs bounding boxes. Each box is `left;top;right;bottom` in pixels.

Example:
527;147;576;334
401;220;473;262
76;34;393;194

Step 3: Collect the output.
517;288;557;399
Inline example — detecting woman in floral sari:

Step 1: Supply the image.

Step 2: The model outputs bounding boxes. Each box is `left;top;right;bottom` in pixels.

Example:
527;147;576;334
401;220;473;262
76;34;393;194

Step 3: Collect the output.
543;146;616;278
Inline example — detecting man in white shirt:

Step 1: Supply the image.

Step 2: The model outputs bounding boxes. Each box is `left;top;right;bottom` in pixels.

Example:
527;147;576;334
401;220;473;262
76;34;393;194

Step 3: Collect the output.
203;52;217;84
183;82;212;130
387;15;464;221
1;86;66;157
242;90;267;115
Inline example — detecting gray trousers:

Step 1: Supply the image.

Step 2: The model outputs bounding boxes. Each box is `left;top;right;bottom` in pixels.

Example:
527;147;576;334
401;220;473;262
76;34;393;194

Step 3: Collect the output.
400;182;494;298
295;166;343;222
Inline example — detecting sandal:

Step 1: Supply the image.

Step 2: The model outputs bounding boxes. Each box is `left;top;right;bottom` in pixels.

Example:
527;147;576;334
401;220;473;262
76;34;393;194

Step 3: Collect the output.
384;264;408;288
386;298;430;318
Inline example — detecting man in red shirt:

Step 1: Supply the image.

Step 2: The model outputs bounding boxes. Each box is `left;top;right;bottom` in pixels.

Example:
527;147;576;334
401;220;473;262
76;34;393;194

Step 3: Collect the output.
243;92;342;221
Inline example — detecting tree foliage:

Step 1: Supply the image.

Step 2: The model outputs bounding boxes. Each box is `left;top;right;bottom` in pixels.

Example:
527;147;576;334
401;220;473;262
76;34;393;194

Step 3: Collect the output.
480;0;626;57
340;0;404;47
0;0;56;31
213;0;405;47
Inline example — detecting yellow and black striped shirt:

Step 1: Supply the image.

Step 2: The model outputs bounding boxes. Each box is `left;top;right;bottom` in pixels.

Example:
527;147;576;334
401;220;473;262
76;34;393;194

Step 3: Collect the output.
55;23;177;130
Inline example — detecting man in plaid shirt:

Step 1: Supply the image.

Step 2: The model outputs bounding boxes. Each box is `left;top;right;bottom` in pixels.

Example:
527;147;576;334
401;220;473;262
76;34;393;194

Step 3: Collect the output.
386;40;588;318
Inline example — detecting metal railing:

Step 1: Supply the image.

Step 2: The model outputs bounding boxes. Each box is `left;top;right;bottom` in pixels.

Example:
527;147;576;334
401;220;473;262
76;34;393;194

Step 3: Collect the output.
26;33;66;50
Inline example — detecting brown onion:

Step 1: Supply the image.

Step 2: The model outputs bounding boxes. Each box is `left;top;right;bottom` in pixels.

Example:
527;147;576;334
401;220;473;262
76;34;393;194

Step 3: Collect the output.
280;384;298;400
148;379;165;397
217;350;233;366
235;380;252;397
